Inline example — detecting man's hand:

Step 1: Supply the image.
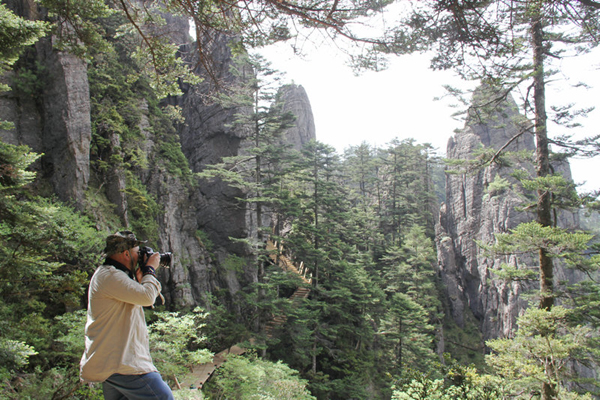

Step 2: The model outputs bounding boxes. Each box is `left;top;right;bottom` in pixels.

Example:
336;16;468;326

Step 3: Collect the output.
145;252;160;269
136;253;161;281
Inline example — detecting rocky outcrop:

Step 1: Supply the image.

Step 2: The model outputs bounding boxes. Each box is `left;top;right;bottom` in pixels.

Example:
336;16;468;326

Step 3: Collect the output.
1;1;91;208
436;87;580;340
1;1;317;310
276;84;316;150
39;39;91;208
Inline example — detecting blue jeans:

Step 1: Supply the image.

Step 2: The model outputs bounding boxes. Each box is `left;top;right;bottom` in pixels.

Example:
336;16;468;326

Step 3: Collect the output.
102;372;174;400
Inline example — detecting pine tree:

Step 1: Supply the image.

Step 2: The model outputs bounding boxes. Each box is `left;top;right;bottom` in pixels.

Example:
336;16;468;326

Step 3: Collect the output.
379;225;440;375
276;140;390;398
0;3;48;129
392;4;600;396
204;52;296;243
0;142;104;396
342;143;385;255
378;139;436;247
486;306;597;398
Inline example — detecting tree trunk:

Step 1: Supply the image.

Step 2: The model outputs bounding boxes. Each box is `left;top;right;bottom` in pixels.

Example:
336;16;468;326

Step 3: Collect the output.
312;333;317;374
531;9;557;400
313;159;319;287
531;6;555;313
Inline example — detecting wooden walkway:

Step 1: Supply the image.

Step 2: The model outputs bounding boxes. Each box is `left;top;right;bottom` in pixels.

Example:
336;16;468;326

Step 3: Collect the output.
265;241;312;285
176;240;311;390
178;344;246;389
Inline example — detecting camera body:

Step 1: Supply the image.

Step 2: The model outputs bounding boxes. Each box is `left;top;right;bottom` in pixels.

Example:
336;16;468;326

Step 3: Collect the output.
139;246;172;268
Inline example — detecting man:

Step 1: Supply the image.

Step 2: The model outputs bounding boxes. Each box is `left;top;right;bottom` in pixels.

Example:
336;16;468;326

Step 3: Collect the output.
80;231;174;400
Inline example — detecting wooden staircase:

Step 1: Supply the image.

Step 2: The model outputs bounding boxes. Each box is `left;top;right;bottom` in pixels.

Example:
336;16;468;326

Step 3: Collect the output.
265;240;312;285
176;239;311;390
264;285;311;337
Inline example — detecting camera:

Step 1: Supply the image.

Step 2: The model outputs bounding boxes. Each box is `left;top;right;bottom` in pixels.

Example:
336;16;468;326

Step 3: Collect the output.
139;246;172;268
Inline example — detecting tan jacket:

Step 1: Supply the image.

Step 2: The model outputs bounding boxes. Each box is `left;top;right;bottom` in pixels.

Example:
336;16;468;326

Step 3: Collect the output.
80;264;162;382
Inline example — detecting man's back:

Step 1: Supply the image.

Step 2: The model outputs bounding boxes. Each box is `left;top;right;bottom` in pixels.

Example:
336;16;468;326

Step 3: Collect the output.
80;264;160;382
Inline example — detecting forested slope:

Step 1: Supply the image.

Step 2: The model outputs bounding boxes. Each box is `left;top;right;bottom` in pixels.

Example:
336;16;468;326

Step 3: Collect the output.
1;1;599;399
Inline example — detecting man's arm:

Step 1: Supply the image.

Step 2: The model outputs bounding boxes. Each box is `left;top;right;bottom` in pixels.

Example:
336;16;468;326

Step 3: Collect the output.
101;253;162;306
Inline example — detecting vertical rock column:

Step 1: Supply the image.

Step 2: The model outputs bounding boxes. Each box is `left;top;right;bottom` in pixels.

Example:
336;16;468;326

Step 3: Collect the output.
39;37;91;208
435;87;580;341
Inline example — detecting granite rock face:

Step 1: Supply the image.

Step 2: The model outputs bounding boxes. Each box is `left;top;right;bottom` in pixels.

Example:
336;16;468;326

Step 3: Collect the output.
1;1;317;309
276;84;316;150
173;40;318;302
1;1;91;209
39;39;91;208
435;88;580;340
176;34;250;252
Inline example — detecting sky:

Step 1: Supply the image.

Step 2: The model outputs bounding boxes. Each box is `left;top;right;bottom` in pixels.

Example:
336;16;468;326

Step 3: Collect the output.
259;42;600;193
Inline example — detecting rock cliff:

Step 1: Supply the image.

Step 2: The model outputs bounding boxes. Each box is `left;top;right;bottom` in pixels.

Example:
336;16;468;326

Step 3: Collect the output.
276;84;316;150
0;1;317;310
435;87;580;341
1;1;91;209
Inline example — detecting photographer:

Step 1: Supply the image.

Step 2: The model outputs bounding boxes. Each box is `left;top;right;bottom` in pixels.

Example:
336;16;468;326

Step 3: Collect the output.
80;231;174;400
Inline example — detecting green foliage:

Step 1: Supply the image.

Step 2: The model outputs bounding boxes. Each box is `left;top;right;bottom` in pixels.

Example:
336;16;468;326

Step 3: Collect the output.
482;222;596;272
10;61;47;100
440;311;486;368
148;308;214;381
488;263;539;282
38;0;113;58
83;187;123;229
199;52;297;240
485;175;511;198
392;360;505;400
195;230;214;252
158;139;192;177
0;143;104;399
84;16;194;239
486;306;598;398
52;310;87;362
39;0;201;97
0;339;37;379
444;147;496;176
205;354;315;400
519;174;582;213
5;365;103;400
203;295;250;352
0;4;48;92
124;173;161;242
114;1;201;98
0;142;39;189
222;254;247;274
379;225;441;374
377;139;437;244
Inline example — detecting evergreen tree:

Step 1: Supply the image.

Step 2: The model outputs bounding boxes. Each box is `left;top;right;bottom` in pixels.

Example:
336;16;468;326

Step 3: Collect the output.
278;140;387;398
486;306;597;398
202;52;296;243
0;142;104;397
342;143;385;255
392;4;600;397
379;225;440;376
286;140;346;288
378;139;436;247
199;52;297;339
0;3;48;129
393;0;600;312
392;358;506;400
205;354;316;399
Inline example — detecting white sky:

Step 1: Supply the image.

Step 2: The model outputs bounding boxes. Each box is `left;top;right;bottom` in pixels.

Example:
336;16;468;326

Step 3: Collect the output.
259;42;600;193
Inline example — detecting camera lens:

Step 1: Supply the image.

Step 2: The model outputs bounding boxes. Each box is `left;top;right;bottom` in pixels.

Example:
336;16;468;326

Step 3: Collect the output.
159;252;172;267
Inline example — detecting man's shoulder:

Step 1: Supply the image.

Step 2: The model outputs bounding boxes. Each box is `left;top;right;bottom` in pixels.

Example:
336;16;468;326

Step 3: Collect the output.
92;264;126;281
